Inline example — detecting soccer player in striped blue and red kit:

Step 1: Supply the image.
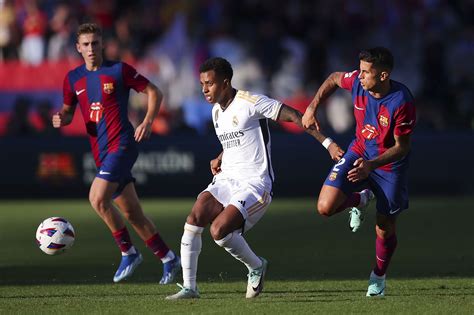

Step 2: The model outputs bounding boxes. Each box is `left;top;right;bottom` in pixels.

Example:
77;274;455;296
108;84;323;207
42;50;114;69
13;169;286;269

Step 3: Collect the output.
52;23;180;284
303;47;416;297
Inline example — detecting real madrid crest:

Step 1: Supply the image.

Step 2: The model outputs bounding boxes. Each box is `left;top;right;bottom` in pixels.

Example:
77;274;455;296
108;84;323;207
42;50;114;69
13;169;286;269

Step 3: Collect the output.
378;115;389;127
103;82;114;94
232;115;239;127
214;110;219;128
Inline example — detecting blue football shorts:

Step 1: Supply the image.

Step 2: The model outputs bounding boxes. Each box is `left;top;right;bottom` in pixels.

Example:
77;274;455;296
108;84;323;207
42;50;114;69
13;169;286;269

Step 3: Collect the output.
96;146;138;199
323;149;409;216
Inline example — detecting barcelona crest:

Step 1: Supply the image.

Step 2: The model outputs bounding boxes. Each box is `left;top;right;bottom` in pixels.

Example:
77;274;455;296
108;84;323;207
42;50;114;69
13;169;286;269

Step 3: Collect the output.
103;82;114;94
329;171;337;181
378;115;389;127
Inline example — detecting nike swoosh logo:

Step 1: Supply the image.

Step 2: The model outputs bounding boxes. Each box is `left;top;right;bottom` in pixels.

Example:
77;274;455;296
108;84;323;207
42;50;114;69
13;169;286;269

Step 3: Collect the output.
389;208;401;215
99;170;111;175
354;104;365;110
76;89;86;95
252;286;259;292
399;120;414;126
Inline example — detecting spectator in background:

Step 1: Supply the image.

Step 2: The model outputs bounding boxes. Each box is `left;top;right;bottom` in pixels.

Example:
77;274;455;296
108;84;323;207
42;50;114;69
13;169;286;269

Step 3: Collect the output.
103;37;120;60
325;92;354;134
0;0;19;61
182;89;212;135
113;16;138;63
86;0;116;32
19;0;47;65
0;1;471;133
47;3;74;61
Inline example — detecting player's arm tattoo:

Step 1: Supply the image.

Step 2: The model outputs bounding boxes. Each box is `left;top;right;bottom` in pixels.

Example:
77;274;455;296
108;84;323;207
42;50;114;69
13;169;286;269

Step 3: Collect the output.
307;72;344;111
277;104;326;143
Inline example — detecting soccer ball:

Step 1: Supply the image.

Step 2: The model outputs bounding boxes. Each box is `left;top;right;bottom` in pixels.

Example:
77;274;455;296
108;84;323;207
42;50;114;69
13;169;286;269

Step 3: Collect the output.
36;217;75;255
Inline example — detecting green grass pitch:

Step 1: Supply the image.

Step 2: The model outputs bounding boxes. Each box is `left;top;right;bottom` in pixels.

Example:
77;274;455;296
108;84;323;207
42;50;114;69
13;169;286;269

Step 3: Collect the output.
0;197;473;313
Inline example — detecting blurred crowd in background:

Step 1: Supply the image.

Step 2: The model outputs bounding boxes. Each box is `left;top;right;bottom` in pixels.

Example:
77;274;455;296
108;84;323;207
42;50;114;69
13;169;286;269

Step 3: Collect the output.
0;0;472;137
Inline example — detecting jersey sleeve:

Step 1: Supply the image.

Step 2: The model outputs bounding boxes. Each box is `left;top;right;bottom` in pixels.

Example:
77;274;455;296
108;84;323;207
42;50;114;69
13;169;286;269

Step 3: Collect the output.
252;94;282;121
122;62;150;92
340;70;359;91
393;102;416;136
63;74;77;106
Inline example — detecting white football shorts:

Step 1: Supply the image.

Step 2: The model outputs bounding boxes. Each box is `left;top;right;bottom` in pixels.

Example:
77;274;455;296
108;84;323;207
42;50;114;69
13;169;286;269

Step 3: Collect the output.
201;174;272;232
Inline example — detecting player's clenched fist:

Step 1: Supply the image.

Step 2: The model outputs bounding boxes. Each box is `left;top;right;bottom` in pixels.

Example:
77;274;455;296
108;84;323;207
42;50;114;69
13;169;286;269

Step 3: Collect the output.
52;112;63;128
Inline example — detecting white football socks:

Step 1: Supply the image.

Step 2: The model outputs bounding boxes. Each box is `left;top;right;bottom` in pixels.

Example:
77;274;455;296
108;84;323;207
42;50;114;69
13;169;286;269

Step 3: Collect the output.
181;223;204;290
214;231;262;271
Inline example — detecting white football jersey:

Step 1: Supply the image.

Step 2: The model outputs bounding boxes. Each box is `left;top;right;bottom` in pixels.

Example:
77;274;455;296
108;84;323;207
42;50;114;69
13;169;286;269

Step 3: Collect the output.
212;90;282;186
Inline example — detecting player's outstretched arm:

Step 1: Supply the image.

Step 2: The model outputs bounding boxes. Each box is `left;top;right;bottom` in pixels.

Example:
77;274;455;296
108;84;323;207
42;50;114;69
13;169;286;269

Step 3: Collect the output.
302;72;345;130
277;104;344;161
52;104;75;128
348;134;412;182
134;83;163;142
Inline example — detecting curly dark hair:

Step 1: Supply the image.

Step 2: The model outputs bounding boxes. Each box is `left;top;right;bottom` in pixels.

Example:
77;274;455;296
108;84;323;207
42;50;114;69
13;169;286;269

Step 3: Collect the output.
199;57;233;81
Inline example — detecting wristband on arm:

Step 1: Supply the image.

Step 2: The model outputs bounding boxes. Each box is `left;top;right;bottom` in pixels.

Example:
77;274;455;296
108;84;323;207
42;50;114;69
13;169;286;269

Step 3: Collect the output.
322;137;333;150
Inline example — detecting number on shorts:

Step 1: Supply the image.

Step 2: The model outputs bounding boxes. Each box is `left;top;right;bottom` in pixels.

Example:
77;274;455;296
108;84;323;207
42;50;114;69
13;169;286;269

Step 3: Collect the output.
333;158;346;171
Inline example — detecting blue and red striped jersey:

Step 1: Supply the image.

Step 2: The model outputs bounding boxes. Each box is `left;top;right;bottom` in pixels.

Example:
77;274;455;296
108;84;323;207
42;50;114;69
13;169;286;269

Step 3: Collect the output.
341;70;416;172
63;61;149;166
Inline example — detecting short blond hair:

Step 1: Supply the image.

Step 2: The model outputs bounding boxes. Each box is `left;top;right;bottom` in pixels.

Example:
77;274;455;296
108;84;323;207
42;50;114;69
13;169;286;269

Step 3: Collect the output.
76;23;102;42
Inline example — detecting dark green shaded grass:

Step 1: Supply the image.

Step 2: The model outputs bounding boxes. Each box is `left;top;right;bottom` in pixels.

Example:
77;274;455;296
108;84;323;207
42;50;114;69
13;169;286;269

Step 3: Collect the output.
0;197;473;313
1;279;472;314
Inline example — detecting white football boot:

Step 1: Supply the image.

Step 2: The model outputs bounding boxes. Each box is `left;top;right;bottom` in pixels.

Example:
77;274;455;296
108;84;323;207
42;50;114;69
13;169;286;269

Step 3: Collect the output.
246;257;268;298
165;283;200;300
366;271;386;297
349;189;375;232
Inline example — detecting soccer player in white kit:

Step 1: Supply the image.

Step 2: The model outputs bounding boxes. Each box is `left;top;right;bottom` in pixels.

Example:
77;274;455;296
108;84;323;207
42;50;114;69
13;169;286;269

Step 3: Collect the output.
166;57;344;299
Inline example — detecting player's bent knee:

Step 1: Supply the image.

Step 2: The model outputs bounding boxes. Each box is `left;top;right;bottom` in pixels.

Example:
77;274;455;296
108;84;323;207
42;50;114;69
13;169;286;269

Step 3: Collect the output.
187;201;218;226
89;195;111;214
317;199;334;217
89;195;100;211
186;212;207;227
209;222;229;241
